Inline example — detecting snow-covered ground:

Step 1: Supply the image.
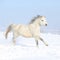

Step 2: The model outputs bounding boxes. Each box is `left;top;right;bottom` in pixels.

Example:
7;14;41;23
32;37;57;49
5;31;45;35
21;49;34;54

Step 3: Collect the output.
0;32;60;60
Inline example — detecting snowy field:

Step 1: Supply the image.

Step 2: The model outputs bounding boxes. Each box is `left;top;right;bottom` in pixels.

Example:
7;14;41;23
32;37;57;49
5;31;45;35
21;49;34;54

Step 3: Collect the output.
0;31;60;60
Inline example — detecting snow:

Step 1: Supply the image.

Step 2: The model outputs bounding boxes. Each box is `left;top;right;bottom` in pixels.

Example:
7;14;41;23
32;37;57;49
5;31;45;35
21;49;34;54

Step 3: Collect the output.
0;32;60;60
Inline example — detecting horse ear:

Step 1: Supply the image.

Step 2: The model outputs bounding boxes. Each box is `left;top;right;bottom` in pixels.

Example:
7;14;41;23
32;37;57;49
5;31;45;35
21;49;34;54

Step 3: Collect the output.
40;16;45;18
37;15;40;17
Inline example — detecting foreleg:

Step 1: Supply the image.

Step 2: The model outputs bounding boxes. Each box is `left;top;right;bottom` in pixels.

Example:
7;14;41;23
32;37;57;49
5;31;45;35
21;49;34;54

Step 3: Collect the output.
39;37;48;46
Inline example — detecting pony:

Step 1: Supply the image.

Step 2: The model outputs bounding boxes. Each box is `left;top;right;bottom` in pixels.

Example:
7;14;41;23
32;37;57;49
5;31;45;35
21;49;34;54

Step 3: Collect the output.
5;15;48;47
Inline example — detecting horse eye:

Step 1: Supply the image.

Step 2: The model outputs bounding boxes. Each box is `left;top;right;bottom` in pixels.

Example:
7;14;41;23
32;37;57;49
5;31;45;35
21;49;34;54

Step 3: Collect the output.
41;20;44;21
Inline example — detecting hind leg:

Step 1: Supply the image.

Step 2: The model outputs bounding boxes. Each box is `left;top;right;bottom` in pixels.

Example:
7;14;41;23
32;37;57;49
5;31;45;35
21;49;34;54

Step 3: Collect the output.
12;32;19;45
12;37;16;45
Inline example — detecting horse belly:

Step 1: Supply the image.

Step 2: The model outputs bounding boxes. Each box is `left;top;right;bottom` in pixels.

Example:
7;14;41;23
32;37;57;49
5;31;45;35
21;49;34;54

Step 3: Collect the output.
23;31;32;37
20;27;32;37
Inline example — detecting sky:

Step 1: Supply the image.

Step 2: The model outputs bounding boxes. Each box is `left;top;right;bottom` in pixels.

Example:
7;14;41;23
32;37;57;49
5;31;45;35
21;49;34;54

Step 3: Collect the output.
0;0;60;31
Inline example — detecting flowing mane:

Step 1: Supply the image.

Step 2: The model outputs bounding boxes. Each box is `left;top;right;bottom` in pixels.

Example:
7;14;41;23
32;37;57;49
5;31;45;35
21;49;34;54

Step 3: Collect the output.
29;15;41;24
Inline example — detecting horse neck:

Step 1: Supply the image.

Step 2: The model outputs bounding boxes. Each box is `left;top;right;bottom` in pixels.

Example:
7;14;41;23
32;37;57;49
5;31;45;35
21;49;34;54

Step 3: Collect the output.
29;19;40;29
33;19;40;26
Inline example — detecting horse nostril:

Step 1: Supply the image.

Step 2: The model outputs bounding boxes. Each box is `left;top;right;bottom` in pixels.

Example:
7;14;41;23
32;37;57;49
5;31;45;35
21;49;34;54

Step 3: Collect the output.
45;24;47;26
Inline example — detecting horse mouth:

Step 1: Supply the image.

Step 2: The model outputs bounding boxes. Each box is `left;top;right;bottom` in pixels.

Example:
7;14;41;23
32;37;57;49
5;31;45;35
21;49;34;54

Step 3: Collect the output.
45;24;47;26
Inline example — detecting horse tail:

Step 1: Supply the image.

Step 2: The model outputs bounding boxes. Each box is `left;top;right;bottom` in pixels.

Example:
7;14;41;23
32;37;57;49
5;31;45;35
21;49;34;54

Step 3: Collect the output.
5;24;12;39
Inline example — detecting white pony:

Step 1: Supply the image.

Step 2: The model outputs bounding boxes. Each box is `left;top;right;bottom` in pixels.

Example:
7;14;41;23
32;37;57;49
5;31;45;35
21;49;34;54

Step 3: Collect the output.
5;15;48;46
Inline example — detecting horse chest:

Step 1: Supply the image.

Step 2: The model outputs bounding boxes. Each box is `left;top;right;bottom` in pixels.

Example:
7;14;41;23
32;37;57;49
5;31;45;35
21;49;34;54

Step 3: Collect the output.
29;25;40;33
27;26;40;37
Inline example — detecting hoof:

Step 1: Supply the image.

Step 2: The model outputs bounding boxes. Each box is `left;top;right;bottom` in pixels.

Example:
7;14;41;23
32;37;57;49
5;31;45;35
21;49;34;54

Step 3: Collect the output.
46;44;48;46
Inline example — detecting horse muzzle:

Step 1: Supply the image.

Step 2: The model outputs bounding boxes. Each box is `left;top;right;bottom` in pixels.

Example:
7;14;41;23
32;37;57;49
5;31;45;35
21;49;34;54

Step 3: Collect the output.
45;24;47;26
